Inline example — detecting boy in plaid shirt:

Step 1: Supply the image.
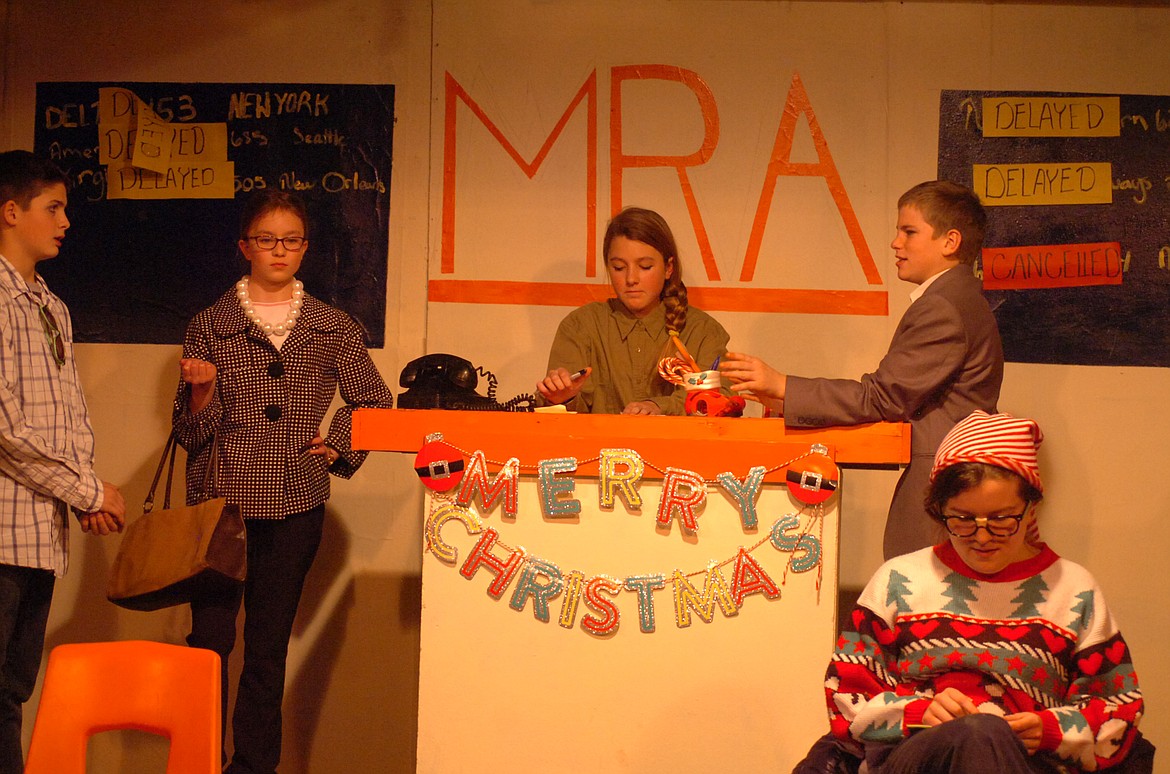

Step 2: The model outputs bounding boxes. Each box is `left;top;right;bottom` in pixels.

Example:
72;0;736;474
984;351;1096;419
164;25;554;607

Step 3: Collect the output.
0;150;125;773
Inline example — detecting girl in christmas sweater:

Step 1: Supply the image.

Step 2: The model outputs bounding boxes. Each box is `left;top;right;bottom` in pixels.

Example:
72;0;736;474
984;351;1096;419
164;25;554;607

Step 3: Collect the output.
797;410;1152;773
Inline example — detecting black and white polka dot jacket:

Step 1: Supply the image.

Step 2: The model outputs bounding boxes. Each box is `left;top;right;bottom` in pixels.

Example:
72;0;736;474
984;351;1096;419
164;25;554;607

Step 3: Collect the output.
172;288;394;519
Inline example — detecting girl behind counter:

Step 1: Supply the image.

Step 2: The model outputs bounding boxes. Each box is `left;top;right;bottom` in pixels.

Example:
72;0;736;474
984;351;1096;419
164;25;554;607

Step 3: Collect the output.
536;206;729;415
172;190;393;774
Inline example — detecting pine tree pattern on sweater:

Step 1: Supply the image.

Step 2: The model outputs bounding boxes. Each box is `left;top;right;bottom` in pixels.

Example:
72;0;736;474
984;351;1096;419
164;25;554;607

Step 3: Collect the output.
826;544;1143;771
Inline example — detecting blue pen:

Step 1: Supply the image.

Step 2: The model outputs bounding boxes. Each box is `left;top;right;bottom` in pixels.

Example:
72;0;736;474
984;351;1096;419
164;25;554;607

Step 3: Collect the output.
710;355;721;370
570;368;588;381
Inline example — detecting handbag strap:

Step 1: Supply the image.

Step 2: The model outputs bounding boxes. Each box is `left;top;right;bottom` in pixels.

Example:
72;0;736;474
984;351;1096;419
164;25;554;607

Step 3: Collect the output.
203;431;223;498
143;432;179;514
143;430;223;513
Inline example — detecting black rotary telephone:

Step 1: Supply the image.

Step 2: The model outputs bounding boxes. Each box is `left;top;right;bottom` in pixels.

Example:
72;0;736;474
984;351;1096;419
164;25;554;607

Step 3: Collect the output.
397;354;536;411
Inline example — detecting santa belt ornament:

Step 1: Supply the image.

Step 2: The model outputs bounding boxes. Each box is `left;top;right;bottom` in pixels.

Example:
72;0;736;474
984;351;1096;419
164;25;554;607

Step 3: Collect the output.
783;444;840;505
784;468;836;492
413;433;469;493
416;458;466;480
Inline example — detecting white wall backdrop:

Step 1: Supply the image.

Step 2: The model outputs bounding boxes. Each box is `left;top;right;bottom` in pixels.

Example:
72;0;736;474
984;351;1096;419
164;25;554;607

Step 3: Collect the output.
1;1;1167;771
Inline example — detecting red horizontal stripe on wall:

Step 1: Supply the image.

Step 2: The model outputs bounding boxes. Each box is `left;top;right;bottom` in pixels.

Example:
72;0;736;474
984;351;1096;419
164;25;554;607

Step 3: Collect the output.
427;280;888;316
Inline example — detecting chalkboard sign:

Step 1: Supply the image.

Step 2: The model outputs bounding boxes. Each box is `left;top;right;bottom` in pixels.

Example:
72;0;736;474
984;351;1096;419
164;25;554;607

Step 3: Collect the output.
32;82;393;347
937;89;1170;368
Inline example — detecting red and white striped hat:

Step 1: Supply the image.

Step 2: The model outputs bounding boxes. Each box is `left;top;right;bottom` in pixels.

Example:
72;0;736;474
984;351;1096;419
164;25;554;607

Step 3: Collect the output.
930;410;1044;492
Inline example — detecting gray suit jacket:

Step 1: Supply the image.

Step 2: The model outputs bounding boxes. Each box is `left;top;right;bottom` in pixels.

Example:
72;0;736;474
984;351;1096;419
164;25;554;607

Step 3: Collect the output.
784;266;1003;558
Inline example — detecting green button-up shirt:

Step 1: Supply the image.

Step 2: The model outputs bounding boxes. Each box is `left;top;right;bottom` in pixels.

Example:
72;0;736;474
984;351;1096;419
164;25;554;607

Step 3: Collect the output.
543;299;730;415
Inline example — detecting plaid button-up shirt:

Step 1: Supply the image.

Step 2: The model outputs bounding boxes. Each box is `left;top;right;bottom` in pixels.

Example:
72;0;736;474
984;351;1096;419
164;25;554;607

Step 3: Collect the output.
0;254;103;577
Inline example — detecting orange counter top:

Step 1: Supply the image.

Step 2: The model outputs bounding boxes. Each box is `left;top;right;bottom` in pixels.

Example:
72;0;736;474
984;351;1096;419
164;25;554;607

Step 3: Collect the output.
352;408;909;481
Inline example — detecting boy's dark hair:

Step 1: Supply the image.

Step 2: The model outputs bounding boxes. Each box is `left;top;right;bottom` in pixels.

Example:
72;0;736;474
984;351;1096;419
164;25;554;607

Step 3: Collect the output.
924;461;1044;522
0;150;70;210
898;180;987;265
238;190;309;240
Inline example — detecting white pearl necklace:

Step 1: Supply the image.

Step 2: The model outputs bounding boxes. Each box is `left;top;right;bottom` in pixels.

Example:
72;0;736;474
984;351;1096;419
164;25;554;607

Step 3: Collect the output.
235;277;304;336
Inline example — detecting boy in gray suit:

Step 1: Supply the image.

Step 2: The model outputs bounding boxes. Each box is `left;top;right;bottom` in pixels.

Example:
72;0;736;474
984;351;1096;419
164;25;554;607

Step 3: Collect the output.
721;180;1003;559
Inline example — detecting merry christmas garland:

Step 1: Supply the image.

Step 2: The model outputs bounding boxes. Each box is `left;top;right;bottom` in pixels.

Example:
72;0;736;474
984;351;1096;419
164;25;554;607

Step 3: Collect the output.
415;434;839;637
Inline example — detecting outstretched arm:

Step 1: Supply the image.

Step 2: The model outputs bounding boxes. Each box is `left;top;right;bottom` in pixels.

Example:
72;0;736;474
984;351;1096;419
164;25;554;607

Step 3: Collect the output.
719;351;786;414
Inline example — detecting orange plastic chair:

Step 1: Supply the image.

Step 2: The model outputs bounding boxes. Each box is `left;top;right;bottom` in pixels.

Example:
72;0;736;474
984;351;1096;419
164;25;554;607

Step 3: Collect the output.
24;640;220;774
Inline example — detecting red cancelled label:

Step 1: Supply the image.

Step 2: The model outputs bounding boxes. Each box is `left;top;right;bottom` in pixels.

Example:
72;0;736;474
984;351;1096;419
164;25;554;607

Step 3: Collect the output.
981;242;1123;289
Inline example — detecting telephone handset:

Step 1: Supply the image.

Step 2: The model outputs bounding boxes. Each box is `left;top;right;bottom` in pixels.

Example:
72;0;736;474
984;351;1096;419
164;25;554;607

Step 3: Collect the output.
397;354;536;412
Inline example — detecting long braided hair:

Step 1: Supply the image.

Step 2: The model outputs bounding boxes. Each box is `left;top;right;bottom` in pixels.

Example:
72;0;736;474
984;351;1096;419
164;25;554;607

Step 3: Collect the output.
602;207;689;333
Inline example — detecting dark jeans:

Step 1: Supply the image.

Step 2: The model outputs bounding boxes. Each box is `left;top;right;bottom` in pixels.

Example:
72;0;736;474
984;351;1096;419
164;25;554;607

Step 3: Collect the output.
0;565;54;774
877;714;1044;773
188;505;324;774
793;720;1156;774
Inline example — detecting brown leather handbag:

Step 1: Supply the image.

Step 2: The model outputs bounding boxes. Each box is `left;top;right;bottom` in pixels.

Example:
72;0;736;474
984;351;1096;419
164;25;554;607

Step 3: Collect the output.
106;432;246;611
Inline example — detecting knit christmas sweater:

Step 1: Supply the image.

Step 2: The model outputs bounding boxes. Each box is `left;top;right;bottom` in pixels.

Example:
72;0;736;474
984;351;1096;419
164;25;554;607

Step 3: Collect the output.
826;543;1143;771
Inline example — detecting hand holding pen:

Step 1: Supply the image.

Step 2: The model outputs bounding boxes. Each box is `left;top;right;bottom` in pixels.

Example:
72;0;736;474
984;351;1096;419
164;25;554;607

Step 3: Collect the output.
536;366;591;406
